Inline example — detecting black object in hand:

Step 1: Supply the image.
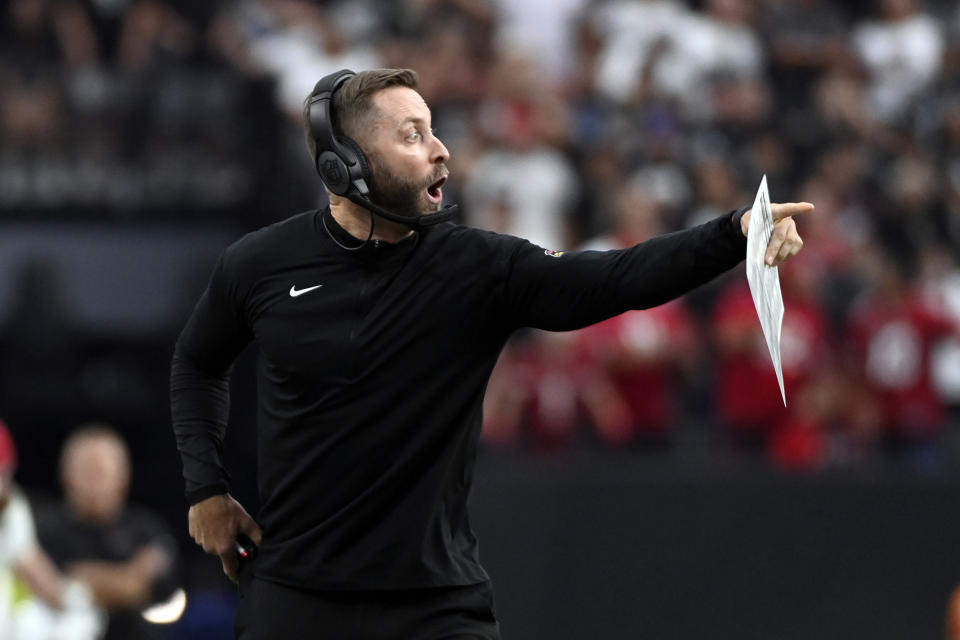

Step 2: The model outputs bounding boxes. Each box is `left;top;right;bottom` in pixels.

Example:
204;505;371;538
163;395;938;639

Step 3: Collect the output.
236;533;258;562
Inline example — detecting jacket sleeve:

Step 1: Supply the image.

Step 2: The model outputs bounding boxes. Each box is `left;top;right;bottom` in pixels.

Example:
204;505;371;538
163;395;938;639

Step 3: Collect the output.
500;208;748;331
170;252;253;505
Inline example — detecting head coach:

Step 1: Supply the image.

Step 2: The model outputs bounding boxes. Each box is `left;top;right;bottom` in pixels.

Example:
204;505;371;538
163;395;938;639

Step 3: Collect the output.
170;68;811;639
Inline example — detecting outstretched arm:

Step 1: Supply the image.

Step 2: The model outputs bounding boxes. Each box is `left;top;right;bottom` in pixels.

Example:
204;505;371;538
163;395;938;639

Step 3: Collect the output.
501;204;812;332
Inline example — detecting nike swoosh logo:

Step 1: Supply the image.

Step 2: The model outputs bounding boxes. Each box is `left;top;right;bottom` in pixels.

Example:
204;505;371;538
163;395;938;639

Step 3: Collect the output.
289;284;323;297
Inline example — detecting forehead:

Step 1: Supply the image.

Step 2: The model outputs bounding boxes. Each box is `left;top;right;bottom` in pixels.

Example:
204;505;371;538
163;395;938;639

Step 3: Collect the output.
65;436;126;467
371;86;431;127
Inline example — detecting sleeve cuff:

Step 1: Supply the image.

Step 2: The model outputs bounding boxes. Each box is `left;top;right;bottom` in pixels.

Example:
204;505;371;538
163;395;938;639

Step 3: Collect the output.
185;483;230;505
731;206;750;240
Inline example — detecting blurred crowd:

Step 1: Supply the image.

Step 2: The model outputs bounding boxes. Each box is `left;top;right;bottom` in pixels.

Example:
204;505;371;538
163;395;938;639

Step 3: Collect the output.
2;0;960;484
1;0;960;636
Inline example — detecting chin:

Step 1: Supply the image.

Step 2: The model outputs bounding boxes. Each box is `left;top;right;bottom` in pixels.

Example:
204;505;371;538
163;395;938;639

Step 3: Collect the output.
419;200;443;214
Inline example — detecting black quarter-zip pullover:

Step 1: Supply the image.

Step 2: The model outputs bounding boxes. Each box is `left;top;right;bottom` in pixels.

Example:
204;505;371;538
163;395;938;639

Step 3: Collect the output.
171;207;747;590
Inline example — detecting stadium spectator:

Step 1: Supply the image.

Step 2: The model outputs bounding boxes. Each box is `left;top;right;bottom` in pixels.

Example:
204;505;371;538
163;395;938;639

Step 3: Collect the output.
577;183;700;446
926;83;960;252
482;330;616;452
589;0;691;106
489;0;589;88
207;0;382;120
852;0;944;125
686;156;747;227
764;254;839;470
0;0;98;71
710;252;833;450
844;248;959;466
918;245;960;418
36;424;180;640
759;0;849;108
464;50;579;249
0;419;103;640
766;369;842;471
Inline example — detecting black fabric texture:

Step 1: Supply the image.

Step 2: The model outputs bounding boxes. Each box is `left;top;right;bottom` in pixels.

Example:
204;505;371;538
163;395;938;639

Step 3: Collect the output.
171;206;748;590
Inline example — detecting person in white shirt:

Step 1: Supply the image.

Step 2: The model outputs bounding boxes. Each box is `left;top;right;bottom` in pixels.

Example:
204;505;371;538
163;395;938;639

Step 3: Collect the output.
852;0;944;124
0;419;102;640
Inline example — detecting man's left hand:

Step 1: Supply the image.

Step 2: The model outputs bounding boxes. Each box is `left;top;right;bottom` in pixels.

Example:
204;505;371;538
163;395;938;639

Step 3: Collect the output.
740;201;814;266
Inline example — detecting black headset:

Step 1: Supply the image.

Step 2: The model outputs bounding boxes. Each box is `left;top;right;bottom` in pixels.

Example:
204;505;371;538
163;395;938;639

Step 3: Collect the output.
306;69;456;230
307;69;370;198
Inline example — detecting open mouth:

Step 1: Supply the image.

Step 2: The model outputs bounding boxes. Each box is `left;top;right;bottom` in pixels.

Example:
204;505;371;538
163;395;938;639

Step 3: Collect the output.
425;175;447;204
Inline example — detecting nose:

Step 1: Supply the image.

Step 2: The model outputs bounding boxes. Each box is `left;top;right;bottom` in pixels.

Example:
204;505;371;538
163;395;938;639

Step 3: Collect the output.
431;134;449;165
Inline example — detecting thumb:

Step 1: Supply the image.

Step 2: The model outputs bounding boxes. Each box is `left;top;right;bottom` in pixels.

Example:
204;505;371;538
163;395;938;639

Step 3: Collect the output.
239;513;263;546
220;550;240;583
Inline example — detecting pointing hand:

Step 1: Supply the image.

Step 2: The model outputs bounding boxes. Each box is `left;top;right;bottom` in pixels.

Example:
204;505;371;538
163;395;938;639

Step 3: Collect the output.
739;202;814;267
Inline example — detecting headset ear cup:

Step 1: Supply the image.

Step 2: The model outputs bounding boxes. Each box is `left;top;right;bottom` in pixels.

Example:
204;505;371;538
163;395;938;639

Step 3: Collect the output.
316;151;351;195
341;136;370;184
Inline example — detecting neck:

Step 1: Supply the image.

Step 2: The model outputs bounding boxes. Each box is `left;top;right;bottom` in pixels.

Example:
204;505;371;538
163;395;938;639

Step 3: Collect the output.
329;195;415;244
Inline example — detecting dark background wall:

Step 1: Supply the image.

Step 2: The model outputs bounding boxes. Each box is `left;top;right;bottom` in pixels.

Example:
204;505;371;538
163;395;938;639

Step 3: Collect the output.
470;452;960;640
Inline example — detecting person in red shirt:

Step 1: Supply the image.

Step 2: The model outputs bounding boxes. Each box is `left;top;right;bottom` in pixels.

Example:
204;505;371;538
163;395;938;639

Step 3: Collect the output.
576;302;697;446
483;329;637;453
576;184;700;447
711;251;833;457
845;249;958;451
482;331;589;452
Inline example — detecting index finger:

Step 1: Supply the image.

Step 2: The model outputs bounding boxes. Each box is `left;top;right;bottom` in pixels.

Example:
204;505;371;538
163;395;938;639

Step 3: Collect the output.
220;552;239;583
771;202;814;222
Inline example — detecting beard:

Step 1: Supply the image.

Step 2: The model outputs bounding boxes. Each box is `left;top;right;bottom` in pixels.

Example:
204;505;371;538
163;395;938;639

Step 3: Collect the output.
367;153;445;217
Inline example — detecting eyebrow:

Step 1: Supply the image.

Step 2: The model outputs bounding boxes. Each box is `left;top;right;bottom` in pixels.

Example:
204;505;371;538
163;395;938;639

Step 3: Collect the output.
400;115;430;127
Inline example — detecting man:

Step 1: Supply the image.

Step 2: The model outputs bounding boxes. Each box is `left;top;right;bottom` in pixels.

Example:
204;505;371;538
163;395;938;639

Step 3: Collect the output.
171;68;811;639
36;425;180;640
0;419;103;640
